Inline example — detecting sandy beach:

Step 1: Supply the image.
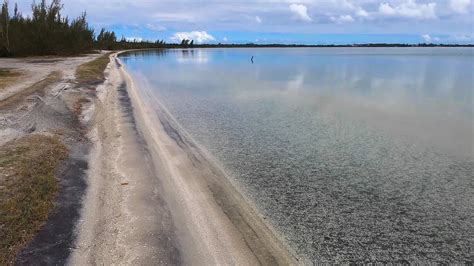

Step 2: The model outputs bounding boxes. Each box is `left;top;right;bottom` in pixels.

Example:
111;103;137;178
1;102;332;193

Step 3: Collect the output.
0;51;296;264
68;53;297;264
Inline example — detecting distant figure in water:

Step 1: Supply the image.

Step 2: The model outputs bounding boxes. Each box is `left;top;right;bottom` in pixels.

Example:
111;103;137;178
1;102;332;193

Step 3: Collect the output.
251;56;254;64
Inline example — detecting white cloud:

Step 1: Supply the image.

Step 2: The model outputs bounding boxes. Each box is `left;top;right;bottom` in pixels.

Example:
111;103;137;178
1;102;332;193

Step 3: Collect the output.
223;37;228;42
289;4;312;22
170;31;215;43
329;0;356;10
126;37;143;42
152;12;195;22
331;15;355;24
421;34;439;42
452;34;473;41
255;16;262;23
355;8;369;18
146;24;166;32
379;3;396;15
450;0;471;14
378;1;437;19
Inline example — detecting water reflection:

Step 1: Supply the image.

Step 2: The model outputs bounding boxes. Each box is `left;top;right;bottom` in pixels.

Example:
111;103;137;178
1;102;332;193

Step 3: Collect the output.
176;49;210;64
123;48;473;158
120;48;473;263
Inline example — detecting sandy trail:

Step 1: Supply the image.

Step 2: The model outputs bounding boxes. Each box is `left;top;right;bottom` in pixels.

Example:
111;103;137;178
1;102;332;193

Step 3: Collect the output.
0;55;99;102
70;53;297;265
0;53;103;264
0;54;101;146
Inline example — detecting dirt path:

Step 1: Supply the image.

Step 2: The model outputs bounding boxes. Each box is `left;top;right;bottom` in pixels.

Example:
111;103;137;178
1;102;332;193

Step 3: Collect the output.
0;53;103;264
0;55;99;102
0;54;101;145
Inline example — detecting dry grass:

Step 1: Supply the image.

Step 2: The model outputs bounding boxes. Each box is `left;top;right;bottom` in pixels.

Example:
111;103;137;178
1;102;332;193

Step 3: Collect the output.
73;97;90;117
0;69;24;91
0;134;68;265
0;71;62;109
75;53;111;85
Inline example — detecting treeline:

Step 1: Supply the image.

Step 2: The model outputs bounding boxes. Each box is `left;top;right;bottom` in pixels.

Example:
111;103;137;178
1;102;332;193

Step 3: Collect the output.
0;0;171;57
193;43;474;48
0;0;95;56
95;28;170;50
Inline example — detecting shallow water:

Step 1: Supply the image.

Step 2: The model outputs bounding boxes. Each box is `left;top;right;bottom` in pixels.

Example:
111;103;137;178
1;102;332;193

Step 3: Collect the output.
120;48;473;263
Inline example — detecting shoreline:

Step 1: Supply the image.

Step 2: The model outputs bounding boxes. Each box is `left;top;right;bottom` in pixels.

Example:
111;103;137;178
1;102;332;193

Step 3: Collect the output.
110;48;474;264
123;55;305;262
70;52;298;264
120;54;299;263
3;48;471;263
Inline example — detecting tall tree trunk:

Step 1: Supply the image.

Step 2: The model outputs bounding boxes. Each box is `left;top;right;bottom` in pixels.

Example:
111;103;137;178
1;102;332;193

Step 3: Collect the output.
4;16;9;53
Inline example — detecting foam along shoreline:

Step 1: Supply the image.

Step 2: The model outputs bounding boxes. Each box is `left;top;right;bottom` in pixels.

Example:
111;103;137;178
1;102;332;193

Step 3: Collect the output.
71;52;298;265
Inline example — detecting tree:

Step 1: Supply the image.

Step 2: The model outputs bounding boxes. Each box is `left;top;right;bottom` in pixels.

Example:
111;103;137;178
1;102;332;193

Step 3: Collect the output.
181;39;190;46
0;0;95;56
0;0;10;54
0;0;177;57
96;28;116;50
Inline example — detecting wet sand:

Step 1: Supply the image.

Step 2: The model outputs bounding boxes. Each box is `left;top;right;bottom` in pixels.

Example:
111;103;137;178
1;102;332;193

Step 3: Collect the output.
70;53;297;264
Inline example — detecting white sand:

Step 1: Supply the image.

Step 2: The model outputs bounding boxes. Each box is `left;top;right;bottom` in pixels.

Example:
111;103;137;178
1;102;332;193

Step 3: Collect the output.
70;53;298;265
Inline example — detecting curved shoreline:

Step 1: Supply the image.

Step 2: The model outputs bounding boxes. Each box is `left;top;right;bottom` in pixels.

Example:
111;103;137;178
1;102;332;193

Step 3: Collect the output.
118;53;298;264
71;52;298;264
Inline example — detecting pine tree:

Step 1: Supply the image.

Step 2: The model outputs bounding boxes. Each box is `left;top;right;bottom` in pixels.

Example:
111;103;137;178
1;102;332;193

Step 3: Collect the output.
0;0;11;54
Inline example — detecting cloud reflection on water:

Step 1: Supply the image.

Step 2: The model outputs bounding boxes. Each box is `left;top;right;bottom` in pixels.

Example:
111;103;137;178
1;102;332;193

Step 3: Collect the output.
121;48;474;262
176;49;210;64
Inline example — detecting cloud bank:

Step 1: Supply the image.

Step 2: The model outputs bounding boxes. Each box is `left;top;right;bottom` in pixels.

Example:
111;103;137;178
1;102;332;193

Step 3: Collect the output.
421;34;439;43
170;31;215;43
331;15;355;24
289;4;312;22
11;0;473;44
450;0;471;14
378;1;437;19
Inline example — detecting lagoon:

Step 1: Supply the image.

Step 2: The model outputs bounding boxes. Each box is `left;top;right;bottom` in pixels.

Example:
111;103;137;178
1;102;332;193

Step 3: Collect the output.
120;48;473;263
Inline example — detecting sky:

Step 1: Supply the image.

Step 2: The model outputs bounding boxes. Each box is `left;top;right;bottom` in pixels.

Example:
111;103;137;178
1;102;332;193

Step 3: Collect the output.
13;0;474;44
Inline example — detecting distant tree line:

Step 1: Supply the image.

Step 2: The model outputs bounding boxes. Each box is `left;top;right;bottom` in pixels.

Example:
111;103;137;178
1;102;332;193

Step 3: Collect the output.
180;39;193;46
0;0;94;56
0;0;173;57
193;43;474;48
95;28;170;50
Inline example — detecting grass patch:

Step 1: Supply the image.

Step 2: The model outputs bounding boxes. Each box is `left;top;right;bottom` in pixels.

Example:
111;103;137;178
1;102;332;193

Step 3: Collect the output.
0;69;23;91
73;97;91;118
0;71;62;109
0;134;68;265
75;53;111;85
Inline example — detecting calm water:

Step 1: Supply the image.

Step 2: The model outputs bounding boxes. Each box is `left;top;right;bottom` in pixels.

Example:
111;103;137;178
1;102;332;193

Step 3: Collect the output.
120;48;473;263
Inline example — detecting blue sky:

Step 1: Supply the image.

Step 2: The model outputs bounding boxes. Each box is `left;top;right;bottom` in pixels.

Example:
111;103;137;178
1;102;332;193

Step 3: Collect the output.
14;0;474;44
